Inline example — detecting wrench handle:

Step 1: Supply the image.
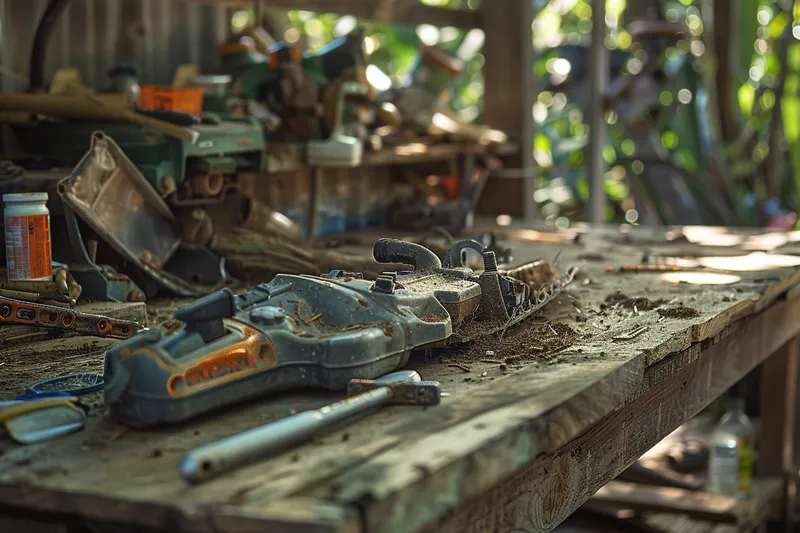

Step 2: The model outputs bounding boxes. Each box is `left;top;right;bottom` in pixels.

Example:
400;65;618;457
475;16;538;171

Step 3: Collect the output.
178;387;391;483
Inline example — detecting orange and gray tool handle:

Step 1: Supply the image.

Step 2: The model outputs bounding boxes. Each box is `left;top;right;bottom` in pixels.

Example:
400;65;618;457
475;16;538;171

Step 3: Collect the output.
0;295;140;339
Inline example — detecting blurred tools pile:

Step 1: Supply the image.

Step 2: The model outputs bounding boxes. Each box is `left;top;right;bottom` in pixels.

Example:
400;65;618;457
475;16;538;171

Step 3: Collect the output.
0;3;513;306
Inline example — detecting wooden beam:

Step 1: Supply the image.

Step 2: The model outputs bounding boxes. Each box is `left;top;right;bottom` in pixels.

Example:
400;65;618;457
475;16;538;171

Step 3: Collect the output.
193;0;482;29
477;0;537;221
416;295;800;533
758;337;799;532
2;234;800;533
590;479;783;525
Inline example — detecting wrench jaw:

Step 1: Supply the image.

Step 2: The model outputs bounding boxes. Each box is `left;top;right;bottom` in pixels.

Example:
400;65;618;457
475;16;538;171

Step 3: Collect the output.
347;379;442;406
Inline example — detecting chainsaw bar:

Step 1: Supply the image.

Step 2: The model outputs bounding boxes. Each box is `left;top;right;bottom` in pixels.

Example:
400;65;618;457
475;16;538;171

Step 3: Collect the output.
453;265;579;343
0;296;141;339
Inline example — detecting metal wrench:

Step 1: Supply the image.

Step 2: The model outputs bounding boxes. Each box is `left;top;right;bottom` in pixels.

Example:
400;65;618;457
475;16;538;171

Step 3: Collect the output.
178;370;441;484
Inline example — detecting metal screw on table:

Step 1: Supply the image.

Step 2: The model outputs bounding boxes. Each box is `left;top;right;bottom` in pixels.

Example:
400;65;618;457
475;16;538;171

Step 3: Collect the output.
177;370;440;484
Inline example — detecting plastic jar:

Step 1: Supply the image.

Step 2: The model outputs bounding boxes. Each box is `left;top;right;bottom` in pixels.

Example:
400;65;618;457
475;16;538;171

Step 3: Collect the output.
3;192;53;281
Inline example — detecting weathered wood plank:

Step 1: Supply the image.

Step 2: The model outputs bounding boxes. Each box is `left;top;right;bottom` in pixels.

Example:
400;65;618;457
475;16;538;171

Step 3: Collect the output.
589;478;782;524
757;337;798;530
264;142;493;174
0;490;360;533
416;295;800;533
1;228;800;533
191;0;482;29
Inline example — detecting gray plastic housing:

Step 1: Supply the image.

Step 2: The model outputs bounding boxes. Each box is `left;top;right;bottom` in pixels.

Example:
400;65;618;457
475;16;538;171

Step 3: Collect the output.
104;273;457;426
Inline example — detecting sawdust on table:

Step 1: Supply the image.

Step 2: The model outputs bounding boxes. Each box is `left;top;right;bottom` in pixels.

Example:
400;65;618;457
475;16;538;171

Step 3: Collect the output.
658;306;701;319
577;252;607;262
0;338;114;400
602;291;665;312
455;321;578;365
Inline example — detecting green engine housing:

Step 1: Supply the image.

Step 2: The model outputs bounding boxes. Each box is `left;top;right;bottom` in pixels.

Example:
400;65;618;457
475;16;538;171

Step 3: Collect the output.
12;113;265;204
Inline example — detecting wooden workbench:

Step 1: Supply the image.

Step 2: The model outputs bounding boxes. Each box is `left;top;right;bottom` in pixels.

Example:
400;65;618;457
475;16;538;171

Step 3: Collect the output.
1;225;799;533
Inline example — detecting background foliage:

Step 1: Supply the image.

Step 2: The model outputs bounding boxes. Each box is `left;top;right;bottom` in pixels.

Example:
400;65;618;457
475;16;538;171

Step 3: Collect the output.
244;0;800;227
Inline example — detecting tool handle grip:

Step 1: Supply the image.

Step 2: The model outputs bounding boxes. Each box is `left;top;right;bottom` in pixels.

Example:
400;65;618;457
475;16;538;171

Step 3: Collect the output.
178;387;391;484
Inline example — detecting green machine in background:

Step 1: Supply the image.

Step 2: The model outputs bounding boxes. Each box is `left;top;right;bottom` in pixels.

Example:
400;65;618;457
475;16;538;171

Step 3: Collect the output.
14;0;265;206
12;113;265;207
219;30;369;142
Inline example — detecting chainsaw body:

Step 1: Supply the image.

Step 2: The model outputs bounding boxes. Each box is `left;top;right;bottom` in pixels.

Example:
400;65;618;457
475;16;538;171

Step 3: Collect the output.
104;238;562;427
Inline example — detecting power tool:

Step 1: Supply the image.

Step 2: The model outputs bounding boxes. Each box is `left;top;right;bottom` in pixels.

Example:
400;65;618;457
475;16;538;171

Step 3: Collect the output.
104;238;577;427
9;0;265;209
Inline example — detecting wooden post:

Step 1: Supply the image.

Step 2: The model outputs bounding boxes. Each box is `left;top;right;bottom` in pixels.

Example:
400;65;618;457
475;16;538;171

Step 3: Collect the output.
478;0;537;222
758;337;799;532
586;0;608;224
0;0;10;93
254;0;265;27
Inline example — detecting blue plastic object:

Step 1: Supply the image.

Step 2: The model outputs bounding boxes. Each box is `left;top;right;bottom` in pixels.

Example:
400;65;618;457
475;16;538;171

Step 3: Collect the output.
17;373;104;401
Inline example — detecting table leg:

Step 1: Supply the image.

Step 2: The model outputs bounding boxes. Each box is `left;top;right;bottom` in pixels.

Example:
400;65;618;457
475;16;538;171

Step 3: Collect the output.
758;336;799;533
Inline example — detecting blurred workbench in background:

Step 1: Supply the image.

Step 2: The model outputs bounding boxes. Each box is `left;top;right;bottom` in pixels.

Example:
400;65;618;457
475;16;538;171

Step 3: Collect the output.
1;224;800;533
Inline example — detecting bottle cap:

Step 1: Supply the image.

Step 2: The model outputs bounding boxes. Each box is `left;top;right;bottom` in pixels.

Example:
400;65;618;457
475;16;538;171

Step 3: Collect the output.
3;192;48;203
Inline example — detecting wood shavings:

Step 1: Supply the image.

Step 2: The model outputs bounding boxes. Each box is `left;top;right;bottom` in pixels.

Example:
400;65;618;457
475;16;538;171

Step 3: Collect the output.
447;363;472;373
303;313;323;325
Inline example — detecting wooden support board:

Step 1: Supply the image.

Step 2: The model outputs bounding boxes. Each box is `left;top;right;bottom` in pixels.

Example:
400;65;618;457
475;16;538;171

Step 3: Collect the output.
2;227;800;533
264;141;496;174
589;478;782;525
190;0;483;29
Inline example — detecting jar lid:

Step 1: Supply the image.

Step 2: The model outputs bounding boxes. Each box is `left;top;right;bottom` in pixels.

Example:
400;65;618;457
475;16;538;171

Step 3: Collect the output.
3;192;48;203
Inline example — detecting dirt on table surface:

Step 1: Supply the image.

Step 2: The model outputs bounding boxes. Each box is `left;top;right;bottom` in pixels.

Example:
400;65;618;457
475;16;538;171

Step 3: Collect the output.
0;298;199;401
602;291;665;312
658;306;701;319
468;322;577;365
0;336;114;400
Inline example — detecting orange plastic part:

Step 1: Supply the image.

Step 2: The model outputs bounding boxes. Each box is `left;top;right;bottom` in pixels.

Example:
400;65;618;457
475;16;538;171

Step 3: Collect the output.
139;86;204;116
5;214;52;280
166;334;275;397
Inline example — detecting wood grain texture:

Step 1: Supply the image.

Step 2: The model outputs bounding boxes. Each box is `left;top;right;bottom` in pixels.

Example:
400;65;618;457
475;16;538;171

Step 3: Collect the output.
589;478;782;524
757;337;798;531
1;228;800;533
419;296;800;533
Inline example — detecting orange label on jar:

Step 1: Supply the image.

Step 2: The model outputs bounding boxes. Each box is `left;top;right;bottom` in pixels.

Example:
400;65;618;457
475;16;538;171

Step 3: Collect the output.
5;214;52;280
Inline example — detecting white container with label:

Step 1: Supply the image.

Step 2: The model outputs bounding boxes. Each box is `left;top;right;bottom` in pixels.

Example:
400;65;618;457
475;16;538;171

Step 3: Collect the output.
3;192;53;281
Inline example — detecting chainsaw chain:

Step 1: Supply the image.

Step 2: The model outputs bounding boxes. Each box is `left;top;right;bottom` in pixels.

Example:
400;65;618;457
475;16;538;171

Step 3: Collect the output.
528;265;579;310
0;296;140;339
455;265;579;343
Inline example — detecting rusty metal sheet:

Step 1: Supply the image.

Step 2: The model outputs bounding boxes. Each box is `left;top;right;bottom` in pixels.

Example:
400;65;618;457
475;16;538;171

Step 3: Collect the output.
58;131;196;296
